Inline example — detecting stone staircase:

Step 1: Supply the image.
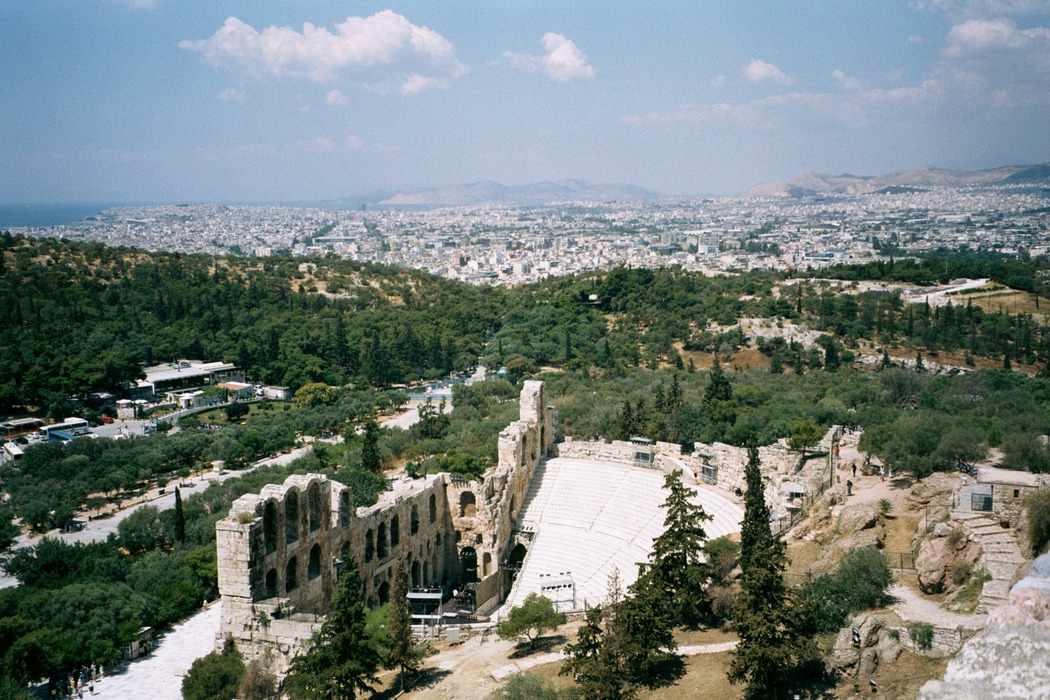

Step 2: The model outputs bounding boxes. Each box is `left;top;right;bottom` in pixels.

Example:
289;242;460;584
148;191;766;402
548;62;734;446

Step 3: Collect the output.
950;511;1028;613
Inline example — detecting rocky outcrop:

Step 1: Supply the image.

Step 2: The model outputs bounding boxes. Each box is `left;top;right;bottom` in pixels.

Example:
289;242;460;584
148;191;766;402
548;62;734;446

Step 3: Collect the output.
919;552;1050;700
826;613;902;680
915;529;981;594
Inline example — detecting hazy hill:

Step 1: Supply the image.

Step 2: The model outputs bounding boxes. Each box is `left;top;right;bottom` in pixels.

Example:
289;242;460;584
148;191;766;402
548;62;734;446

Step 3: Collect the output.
377;179;661;207
742;162;1050;198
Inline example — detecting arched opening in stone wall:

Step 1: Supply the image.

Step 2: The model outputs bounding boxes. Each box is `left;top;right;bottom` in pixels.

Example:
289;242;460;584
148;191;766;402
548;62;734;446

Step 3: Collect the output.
263;500;278;554
285;489;299;544
459;491;477;518
390;515;400;548
541;425;545;449
365;529;375;563
509;543;527;572
429;494;436;523
308;544;322;580
340;491;351;527
436;532;442;548
377;522;389;560
423;561;430;584
286;557;298;592
265;568;277;598
411;560;420;587
410;505;419;535
377;580;390;605
460;547;478;583
308;482;322;532
482;552;492;578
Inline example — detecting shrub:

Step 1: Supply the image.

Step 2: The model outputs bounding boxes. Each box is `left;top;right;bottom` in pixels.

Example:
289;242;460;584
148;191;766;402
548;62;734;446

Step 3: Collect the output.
947;527;966;549
888;628;900;641
953;568;992;612
878;498;893;516
496;593;565;649
705;536;741;586
182;641;245;700
909;622;934;651
797;546;892;633
1026;488;1050;556
950;560;973;586
488;673;579;700
708;584;737;623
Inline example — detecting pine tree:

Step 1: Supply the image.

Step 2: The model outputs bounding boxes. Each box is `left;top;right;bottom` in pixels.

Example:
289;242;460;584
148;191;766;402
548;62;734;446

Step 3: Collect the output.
387;557;421;690
704;355;732;404
283;558;382;699
769;351;784;374
618;574;678;686
728;447;814;699
174;486;186;544
561;605;628;700
646;469;712;627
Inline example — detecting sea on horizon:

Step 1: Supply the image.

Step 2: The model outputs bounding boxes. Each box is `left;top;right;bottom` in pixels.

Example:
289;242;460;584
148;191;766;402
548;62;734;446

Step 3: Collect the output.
0;203;112;229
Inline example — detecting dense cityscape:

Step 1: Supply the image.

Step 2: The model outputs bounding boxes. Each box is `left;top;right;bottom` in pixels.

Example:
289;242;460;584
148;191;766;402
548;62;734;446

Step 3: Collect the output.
17;184;1050;285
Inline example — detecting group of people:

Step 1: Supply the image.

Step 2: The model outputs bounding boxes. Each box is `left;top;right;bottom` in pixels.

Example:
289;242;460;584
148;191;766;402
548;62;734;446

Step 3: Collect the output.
51;664;102;699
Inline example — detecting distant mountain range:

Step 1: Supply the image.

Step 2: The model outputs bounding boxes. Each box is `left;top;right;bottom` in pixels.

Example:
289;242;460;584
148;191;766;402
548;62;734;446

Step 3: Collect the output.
321;179;661;209
742;162;1050;198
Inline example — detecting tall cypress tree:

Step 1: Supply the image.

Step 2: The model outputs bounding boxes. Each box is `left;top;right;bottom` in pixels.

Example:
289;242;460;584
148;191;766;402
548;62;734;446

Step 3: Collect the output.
283;558;382;699
646;469;712;627
728;447;814;699
173;486;186;544
387;557;420;690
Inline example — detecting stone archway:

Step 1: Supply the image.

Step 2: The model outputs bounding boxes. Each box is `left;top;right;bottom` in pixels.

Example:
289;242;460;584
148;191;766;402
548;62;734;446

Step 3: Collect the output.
459;547;478;583
377;580;391;605
459;491;477;518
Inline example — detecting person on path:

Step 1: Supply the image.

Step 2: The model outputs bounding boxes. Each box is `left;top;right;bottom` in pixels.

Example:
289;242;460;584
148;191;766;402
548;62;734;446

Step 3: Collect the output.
846;479;853;496
852;463;857;478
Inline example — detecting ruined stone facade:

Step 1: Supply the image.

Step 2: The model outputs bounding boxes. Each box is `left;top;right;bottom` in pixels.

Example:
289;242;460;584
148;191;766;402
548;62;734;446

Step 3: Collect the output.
215;380;556;671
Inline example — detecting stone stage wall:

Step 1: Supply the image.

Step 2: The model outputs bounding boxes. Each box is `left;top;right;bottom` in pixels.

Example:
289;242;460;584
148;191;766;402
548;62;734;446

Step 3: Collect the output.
215;380;555;671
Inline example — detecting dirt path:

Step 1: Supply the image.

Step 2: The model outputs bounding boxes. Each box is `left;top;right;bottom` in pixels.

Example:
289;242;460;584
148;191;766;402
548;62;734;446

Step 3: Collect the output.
888;582;986;630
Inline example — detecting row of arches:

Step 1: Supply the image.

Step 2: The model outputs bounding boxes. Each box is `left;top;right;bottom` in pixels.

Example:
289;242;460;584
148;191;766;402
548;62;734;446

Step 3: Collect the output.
263;543;325;598
261;483;351;555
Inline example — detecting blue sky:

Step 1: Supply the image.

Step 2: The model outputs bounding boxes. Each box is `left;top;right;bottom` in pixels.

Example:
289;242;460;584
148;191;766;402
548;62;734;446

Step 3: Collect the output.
2;1;1050;203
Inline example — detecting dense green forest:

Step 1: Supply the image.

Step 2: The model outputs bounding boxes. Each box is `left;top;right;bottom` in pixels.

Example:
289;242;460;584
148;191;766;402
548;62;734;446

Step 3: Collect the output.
0;233;503;412
2;234;1050;697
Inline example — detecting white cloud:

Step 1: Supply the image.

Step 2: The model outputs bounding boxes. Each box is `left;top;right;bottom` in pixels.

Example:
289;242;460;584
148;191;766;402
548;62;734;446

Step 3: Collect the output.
709;75;726;88
345;135;364;150
217;87;247;101
401;74;447;95
500;33;597;82
946;17;1050;52
180;11;467;94
326;90;348;106
742;58;794;86
832;69;864;89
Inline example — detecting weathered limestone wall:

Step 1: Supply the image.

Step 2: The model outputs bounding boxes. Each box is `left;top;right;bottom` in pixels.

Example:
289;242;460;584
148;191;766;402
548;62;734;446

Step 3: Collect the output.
686;428;841;516
216;380;557;668
446;380;556;612
217;472;456;673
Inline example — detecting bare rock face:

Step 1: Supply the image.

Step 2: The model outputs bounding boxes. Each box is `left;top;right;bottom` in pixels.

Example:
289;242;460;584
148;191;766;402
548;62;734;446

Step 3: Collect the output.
826;613;891;678
915;531;981;594
919;552;1050;700
838;502;881;534
916;537;957;593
